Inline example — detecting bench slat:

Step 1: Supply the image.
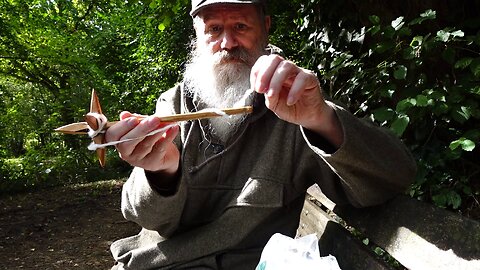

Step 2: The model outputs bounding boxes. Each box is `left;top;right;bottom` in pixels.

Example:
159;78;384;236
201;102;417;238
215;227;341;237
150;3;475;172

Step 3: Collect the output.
334;195;480;270
298;198;394;270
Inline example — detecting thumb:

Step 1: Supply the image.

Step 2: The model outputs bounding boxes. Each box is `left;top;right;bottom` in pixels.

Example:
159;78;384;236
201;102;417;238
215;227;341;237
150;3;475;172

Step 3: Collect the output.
120;111;133;120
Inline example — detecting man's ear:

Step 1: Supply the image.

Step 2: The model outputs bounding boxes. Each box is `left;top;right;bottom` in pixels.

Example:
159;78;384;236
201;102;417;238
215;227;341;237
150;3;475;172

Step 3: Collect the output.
264;15;271;33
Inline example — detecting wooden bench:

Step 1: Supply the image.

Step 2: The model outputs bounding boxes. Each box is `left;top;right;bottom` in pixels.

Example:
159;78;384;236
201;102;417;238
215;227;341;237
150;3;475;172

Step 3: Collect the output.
297;184;480;270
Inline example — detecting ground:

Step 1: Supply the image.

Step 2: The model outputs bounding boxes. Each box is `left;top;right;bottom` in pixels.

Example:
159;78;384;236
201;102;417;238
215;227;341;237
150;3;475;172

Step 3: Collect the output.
0;180;139;270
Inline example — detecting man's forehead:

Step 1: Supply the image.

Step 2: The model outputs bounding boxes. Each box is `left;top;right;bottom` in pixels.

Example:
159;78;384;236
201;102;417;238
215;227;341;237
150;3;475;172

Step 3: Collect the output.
198;4;258;21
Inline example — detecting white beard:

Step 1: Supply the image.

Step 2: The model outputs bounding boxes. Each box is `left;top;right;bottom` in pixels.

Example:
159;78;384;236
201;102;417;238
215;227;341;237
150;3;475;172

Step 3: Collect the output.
184;42;265;142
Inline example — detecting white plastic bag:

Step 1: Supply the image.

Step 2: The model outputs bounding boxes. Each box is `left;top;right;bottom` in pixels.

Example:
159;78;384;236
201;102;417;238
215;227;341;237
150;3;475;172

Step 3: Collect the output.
256;233;342;270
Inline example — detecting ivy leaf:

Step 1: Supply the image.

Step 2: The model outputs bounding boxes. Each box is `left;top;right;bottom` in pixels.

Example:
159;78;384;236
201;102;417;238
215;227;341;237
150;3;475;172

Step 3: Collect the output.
432;193;447;208
450;30;465;38
448;191;462;209
410;36;423;47
372;107;395;122
391;114;410;136
402;47;415;60
469;86;480;96
470;58;480;78
454;57;473;69
396;98;416;111
415;94;429;107
451;106;471;124
391;16;405;31
369;15;380;25
394;65;408;80
437;30;450;42
450;138;476;151
409;9;436;25
421;9;437;19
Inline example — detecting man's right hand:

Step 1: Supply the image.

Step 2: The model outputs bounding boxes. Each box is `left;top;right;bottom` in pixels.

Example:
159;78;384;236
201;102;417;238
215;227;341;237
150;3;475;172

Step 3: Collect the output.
105;111;180;177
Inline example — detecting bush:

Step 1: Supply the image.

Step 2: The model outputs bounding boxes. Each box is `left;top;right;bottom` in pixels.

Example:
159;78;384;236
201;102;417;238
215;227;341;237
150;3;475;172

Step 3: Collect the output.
291;1;480;211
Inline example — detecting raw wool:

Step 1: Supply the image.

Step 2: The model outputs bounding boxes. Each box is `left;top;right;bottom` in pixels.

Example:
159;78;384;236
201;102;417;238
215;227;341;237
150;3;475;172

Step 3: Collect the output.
85;109;234;151
87;123;178;151
86;112;108;138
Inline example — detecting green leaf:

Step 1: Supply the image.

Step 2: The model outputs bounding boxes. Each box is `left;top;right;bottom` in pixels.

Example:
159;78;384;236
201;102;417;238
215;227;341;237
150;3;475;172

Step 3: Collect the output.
432;193;447;208
409;9;436;25
375;41;395;53
470;58;480;78
410;36;423;47
454;58;473;69
391;16;405;31
398;27;412;37
415;95;429;107
451;106;471;124
469;86;480;95
158;23;166;31
402;47;415;60
369;25;381;35
373;107;395;122
421;9;437;19
450;138;475;151
437;30;450;42
448;191;462;209
391;114;410;136
450;30;465;38
369;15;380;25
362;238;370;245
394;65;407;80
149;0;158;9
396;98;415;111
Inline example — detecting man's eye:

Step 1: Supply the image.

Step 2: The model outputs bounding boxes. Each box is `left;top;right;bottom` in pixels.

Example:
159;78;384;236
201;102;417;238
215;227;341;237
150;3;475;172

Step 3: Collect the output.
209;25;222;33
235;24;248;31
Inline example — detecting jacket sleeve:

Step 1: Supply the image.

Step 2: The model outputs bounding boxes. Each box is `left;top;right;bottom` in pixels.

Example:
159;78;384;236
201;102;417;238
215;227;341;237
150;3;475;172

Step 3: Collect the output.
304;101;417;208
120;85;186;236
121;168;186;236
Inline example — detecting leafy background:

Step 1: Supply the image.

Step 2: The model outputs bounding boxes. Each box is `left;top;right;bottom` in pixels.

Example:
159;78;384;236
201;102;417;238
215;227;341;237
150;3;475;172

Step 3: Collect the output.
1;0;479;219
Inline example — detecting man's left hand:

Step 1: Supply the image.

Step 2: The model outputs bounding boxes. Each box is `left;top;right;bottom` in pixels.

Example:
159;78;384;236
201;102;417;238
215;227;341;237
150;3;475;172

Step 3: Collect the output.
250;54;344;147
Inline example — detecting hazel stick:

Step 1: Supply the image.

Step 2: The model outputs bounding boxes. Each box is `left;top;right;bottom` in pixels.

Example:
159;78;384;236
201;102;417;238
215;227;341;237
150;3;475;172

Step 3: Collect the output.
105;106;253;128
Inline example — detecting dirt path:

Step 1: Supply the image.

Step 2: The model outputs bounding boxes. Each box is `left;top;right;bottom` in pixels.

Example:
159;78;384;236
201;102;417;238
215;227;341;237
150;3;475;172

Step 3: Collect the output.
0;180;140;270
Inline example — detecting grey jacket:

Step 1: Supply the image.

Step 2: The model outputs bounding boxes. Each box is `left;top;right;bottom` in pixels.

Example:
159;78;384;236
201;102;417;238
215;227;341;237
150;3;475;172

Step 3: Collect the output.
110;83;416;269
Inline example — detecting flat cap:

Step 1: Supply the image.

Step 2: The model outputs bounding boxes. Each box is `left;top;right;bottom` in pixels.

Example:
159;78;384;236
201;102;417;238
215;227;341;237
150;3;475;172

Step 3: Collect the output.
190;0;267;17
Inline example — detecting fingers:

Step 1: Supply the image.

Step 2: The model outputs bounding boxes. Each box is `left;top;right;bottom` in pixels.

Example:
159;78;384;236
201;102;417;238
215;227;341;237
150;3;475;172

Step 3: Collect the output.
251;54;283;94
116;116;172;158
251;55;318;107
104;111;179;167
105;112;139;142
120;111;133;120
288;69;319;105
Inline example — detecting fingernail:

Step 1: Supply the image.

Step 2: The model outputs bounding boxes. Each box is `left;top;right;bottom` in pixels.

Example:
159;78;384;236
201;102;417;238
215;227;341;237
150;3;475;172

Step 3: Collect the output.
287;96;295;106
126;117;138;126
267;88;275;97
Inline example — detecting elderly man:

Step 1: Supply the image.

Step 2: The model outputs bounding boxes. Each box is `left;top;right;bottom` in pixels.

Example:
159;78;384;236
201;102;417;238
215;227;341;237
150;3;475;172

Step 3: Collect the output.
107;0;417;269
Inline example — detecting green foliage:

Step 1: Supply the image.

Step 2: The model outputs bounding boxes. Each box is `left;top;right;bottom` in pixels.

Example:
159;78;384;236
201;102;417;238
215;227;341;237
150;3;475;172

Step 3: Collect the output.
1;0;479;217
291;0;480;211
0;0;190;193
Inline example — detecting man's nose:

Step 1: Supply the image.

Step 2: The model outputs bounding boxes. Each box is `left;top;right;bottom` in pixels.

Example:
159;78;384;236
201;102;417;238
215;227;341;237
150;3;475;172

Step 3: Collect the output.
220;29;238;50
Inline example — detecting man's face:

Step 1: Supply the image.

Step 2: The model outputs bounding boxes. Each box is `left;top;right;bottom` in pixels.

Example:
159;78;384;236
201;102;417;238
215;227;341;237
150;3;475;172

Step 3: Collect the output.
184;4;270;141
194;4;270;58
